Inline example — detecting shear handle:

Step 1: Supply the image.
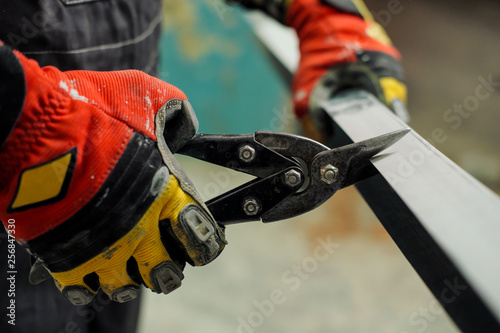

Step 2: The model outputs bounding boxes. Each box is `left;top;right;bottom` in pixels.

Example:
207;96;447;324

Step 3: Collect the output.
178;133;300;179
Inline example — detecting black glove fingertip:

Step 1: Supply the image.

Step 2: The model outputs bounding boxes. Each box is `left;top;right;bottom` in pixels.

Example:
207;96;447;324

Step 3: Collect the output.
150;261;184;294
63;286;95;306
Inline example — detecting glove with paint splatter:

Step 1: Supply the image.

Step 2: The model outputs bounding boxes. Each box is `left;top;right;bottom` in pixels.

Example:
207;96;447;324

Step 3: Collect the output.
229;0;407;140
0;45;226;305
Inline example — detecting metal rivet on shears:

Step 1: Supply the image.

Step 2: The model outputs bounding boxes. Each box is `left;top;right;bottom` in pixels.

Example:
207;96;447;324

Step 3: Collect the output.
239;145;256;163
284;169;302;188
320;164;339;184
243;197;261;216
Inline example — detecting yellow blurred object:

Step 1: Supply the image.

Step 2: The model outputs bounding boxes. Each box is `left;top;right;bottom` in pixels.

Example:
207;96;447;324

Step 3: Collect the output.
380;76;408;105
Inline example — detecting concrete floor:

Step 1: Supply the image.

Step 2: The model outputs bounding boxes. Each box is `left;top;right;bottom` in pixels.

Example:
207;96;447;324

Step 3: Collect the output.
137;0;498;332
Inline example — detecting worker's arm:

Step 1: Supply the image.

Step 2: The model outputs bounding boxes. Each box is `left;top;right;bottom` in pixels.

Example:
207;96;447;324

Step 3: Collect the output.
0;43;25;149
0;44;226;305
229;0;406;140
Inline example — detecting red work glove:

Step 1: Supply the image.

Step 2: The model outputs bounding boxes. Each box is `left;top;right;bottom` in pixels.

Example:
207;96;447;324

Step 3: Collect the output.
229;0;407;140
0;46;226;305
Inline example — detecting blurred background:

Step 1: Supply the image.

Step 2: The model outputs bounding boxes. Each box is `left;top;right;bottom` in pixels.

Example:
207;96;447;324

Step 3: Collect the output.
137;0;500;332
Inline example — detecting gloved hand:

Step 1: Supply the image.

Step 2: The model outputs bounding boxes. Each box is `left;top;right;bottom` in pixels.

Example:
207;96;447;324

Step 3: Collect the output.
0;46;226;305
228;0;407;140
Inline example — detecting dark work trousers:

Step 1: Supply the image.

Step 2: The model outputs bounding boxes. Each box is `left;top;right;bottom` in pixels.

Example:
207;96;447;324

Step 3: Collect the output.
0;0;163;332
0;232;142;333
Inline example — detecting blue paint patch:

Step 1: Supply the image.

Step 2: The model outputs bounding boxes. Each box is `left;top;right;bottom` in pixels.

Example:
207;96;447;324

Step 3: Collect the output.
159;2;290;134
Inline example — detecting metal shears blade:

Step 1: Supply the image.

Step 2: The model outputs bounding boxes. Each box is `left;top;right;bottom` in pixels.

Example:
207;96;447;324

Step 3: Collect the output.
177;128;410;225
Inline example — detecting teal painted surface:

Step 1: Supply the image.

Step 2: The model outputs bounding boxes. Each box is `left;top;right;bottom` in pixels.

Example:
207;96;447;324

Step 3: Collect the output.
159;1;290;134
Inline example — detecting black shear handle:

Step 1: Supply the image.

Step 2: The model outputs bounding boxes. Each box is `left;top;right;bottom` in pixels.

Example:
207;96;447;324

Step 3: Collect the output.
206;166;304;225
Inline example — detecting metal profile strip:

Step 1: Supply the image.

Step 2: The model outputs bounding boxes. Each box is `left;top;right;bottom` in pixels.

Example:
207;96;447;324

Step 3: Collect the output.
245;13;500;331
322;90;500;332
